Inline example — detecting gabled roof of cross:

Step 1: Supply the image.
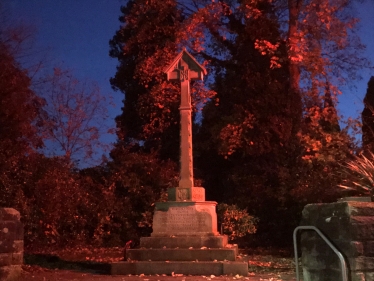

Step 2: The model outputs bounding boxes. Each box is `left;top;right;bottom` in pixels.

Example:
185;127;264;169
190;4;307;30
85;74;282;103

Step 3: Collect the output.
164;48;207;81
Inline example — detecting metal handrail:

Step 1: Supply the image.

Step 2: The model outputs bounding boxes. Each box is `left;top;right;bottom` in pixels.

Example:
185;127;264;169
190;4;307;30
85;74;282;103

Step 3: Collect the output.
293;226;348;281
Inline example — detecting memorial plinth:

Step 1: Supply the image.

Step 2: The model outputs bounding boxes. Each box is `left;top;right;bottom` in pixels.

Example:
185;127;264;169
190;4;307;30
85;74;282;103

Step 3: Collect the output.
111;49;247;276
152;202;218;236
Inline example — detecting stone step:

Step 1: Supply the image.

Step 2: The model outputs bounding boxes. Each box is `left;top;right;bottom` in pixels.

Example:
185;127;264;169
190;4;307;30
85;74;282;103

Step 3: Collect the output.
111;261;248;276
127;248;237;261
140;236;228;249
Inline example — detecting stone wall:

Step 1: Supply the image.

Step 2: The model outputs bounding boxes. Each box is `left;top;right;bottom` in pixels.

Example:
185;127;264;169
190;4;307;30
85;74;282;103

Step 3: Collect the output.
0;208;23;281
300;201;374;281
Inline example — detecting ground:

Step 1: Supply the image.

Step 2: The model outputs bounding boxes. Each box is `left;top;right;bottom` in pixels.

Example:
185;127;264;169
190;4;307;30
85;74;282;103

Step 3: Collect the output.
21;247;297;281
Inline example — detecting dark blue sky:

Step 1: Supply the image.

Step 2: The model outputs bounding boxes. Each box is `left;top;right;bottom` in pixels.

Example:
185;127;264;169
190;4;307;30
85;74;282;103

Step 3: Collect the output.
4;0;124;120
3;0;125;165
3;0;374;159
338;0;374;124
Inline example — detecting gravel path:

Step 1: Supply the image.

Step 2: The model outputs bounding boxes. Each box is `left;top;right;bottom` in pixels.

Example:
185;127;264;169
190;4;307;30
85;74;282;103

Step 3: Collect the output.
22;268;296;281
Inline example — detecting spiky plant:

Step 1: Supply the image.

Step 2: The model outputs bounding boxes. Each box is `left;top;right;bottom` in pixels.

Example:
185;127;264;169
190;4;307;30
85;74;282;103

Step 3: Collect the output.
339;151;374;195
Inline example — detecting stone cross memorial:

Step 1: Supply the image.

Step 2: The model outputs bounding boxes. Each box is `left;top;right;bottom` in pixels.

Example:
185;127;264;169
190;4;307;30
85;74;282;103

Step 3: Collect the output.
152;48;216;236
164;47;205;200
111;49;247;276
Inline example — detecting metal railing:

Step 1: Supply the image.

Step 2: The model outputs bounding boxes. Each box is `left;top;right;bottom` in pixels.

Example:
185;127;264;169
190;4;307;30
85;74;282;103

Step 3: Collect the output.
293;226;348;281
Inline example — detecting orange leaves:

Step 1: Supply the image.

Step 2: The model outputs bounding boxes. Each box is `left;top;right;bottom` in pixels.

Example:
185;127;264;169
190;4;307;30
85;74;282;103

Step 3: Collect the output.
299;92;351;163
219;112;255;157
191;81;217;111
217;203;258;241
287;0;367;93
177;1;229;53
139;80;179;138
240;0;270;20
254;39;279;55
254;39;283;68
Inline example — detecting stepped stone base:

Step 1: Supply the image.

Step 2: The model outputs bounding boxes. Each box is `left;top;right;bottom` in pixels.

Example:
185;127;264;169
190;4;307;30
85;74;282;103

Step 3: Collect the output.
111;261;248;276
127;247;237;261
140;235;228;248
111;235;247;276
111;196;247;276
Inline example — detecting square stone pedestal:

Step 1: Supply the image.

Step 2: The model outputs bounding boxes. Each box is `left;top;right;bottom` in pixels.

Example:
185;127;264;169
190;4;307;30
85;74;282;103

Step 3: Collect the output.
152;201;218;236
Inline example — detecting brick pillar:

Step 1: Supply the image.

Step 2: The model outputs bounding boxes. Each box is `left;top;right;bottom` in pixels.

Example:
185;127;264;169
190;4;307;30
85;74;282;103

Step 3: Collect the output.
0;208;23;281
300;201;374;281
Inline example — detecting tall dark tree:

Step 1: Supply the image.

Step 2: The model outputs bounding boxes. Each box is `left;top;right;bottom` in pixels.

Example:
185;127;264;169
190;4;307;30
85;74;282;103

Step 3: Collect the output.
193;0;358;245
321;81;340;133
362;77;374;152
108;0;365;246
109;0;216;162
109;0;182;161
0;40;44;207
194;0;304;245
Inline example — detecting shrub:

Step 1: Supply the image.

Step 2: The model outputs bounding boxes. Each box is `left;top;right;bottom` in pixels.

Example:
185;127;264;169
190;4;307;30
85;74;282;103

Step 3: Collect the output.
216;203;258;241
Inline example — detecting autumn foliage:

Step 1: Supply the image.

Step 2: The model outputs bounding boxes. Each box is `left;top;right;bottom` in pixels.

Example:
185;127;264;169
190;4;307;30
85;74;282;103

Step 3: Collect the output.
109;0;368;246
0;0;371;250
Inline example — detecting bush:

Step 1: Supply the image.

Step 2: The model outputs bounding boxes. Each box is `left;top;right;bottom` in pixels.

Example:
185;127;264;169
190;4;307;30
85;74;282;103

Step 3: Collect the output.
216;203;258;241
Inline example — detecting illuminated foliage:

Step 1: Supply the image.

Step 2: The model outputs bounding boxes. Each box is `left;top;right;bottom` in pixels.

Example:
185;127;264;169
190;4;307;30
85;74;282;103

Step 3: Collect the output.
187;0;363;244
104;0;368;246
109;0;216;161
217;203;258;241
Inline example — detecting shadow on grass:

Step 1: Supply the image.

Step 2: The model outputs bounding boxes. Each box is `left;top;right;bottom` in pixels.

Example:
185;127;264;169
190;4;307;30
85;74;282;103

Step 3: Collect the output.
24;253;112;274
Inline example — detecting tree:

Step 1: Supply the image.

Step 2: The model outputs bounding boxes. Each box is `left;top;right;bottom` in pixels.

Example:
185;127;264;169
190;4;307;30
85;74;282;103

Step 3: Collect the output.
109;0;180;160
187;0;361;244
39;68;114;166
194;0;299;195
0;35;44;208
109;0;367;245
109;0;215;161
362;77;374;152
106;145;178;243
285;0;369;108
178;0;364;160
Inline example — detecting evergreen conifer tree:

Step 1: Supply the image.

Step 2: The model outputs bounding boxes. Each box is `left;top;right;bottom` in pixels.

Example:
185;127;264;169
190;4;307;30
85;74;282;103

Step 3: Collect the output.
362;77;374;151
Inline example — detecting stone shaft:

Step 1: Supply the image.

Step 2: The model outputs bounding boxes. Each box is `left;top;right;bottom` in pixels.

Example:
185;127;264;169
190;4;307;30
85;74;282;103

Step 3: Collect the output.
179;68;193;190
